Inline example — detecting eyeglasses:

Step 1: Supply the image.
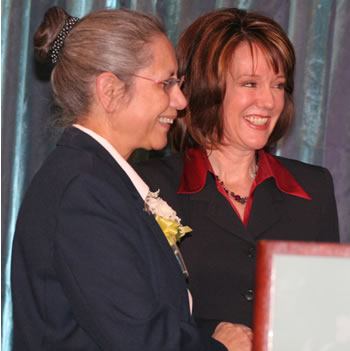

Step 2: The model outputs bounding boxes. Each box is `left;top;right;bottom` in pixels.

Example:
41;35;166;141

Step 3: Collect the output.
131;74;185;92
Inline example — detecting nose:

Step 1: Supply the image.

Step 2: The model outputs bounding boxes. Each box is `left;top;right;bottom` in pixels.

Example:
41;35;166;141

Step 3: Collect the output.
256;85;275;110
169;84;187;111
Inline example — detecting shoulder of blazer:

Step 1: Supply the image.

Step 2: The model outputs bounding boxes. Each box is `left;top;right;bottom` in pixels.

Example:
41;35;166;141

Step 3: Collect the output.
23;128;139;217
273;155;334;198
134;153;184;192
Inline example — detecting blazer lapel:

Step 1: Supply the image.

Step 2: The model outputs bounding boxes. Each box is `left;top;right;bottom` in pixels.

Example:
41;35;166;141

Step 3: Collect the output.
189;174;255;244
248;177;285;238
141;209;188;279
57;127;125;174
58;128;185;278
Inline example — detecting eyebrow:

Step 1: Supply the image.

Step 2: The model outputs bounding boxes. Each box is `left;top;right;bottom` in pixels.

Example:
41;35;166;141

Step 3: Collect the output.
237;73;286;79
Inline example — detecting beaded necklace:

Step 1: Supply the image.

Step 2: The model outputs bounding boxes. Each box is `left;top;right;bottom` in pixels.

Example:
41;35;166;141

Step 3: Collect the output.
215;160;258;205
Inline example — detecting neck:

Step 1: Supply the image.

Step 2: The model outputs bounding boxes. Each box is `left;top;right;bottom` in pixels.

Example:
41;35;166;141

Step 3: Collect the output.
76;117;133;160
208;147;257;184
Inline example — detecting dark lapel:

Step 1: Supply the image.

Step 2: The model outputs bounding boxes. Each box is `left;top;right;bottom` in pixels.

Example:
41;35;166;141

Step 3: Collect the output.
247;177;285;238
57;127;127;177
58;127;187;278
188;173;256;244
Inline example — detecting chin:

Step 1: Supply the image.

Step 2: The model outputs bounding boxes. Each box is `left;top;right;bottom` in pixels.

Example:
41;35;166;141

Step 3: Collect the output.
247;136;271;149
151;141;168;151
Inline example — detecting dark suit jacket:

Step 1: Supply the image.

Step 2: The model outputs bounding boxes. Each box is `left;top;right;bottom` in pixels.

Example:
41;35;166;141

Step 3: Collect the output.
11;128;226;351
135;152;339;334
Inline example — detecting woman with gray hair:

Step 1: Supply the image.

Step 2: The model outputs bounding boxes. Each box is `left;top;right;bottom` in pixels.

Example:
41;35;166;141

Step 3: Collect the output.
10;6;252;351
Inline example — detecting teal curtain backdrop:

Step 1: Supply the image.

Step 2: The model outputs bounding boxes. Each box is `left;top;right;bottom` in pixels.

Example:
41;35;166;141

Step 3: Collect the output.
2;0;350;349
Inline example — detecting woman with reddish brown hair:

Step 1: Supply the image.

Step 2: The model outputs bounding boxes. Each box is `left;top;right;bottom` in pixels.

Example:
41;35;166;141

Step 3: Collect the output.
136;7;339;337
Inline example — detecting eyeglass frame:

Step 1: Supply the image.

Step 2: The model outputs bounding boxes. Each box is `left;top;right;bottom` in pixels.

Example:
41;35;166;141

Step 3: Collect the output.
131;74;185;92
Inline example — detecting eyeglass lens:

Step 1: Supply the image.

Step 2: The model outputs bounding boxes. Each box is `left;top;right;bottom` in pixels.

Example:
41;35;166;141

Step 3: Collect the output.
164;77;184;91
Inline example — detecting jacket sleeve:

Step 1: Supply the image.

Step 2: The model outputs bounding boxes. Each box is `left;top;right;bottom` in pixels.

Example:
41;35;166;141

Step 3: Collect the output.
317;167;339;242
54;173;226;351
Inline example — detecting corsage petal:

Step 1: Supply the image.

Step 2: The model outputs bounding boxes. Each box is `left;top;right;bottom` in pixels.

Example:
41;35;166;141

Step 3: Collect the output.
144;190;191;278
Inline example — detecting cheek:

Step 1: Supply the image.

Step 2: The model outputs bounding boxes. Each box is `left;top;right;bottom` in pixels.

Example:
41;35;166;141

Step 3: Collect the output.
150;91;170;115
225;88;248;106
140;85;169;105
161;94;170;110
223;93;245;118
276;92;285;113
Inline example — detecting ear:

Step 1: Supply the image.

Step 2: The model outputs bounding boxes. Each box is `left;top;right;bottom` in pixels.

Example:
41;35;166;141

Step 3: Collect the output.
95;72;124;113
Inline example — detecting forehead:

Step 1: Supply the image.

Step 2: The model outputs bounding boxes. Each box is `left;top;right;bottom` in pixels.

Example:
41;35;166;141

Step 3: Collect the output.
230;41;283;76
144;34;178;75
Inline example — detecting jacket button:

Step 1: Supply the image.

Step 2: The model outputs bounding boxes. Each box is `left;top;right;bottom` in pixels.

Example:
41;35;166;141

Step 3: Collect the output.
248;247;255;258
244;289;254;301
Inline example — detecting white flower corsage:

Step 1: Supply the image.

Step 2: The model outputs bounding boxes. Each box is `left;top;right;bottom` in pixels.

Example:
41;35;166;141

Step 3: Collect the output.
144;190;191;278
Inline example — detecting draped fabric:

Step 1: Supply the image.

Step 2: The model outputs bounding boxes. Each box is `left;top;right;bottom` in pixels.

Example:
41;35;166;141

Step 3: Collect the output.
2;0;349;349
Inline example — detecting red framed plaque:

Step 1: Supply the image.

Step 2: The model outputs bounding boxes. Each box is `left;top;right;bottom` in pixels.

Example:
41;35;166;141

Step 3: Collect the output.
253;240;350;351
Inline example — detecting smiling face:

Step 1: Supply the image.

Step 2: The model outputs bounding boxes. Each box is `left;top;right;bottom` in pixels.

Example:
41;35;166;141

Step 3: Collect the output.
222;41;286;153
110;34;187;158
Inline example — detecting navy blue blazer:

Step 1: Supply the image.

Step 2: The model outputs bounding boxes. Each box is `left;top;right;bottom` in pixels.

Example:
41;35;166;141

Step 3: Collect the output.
135;152;339;334
11;128;225;351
